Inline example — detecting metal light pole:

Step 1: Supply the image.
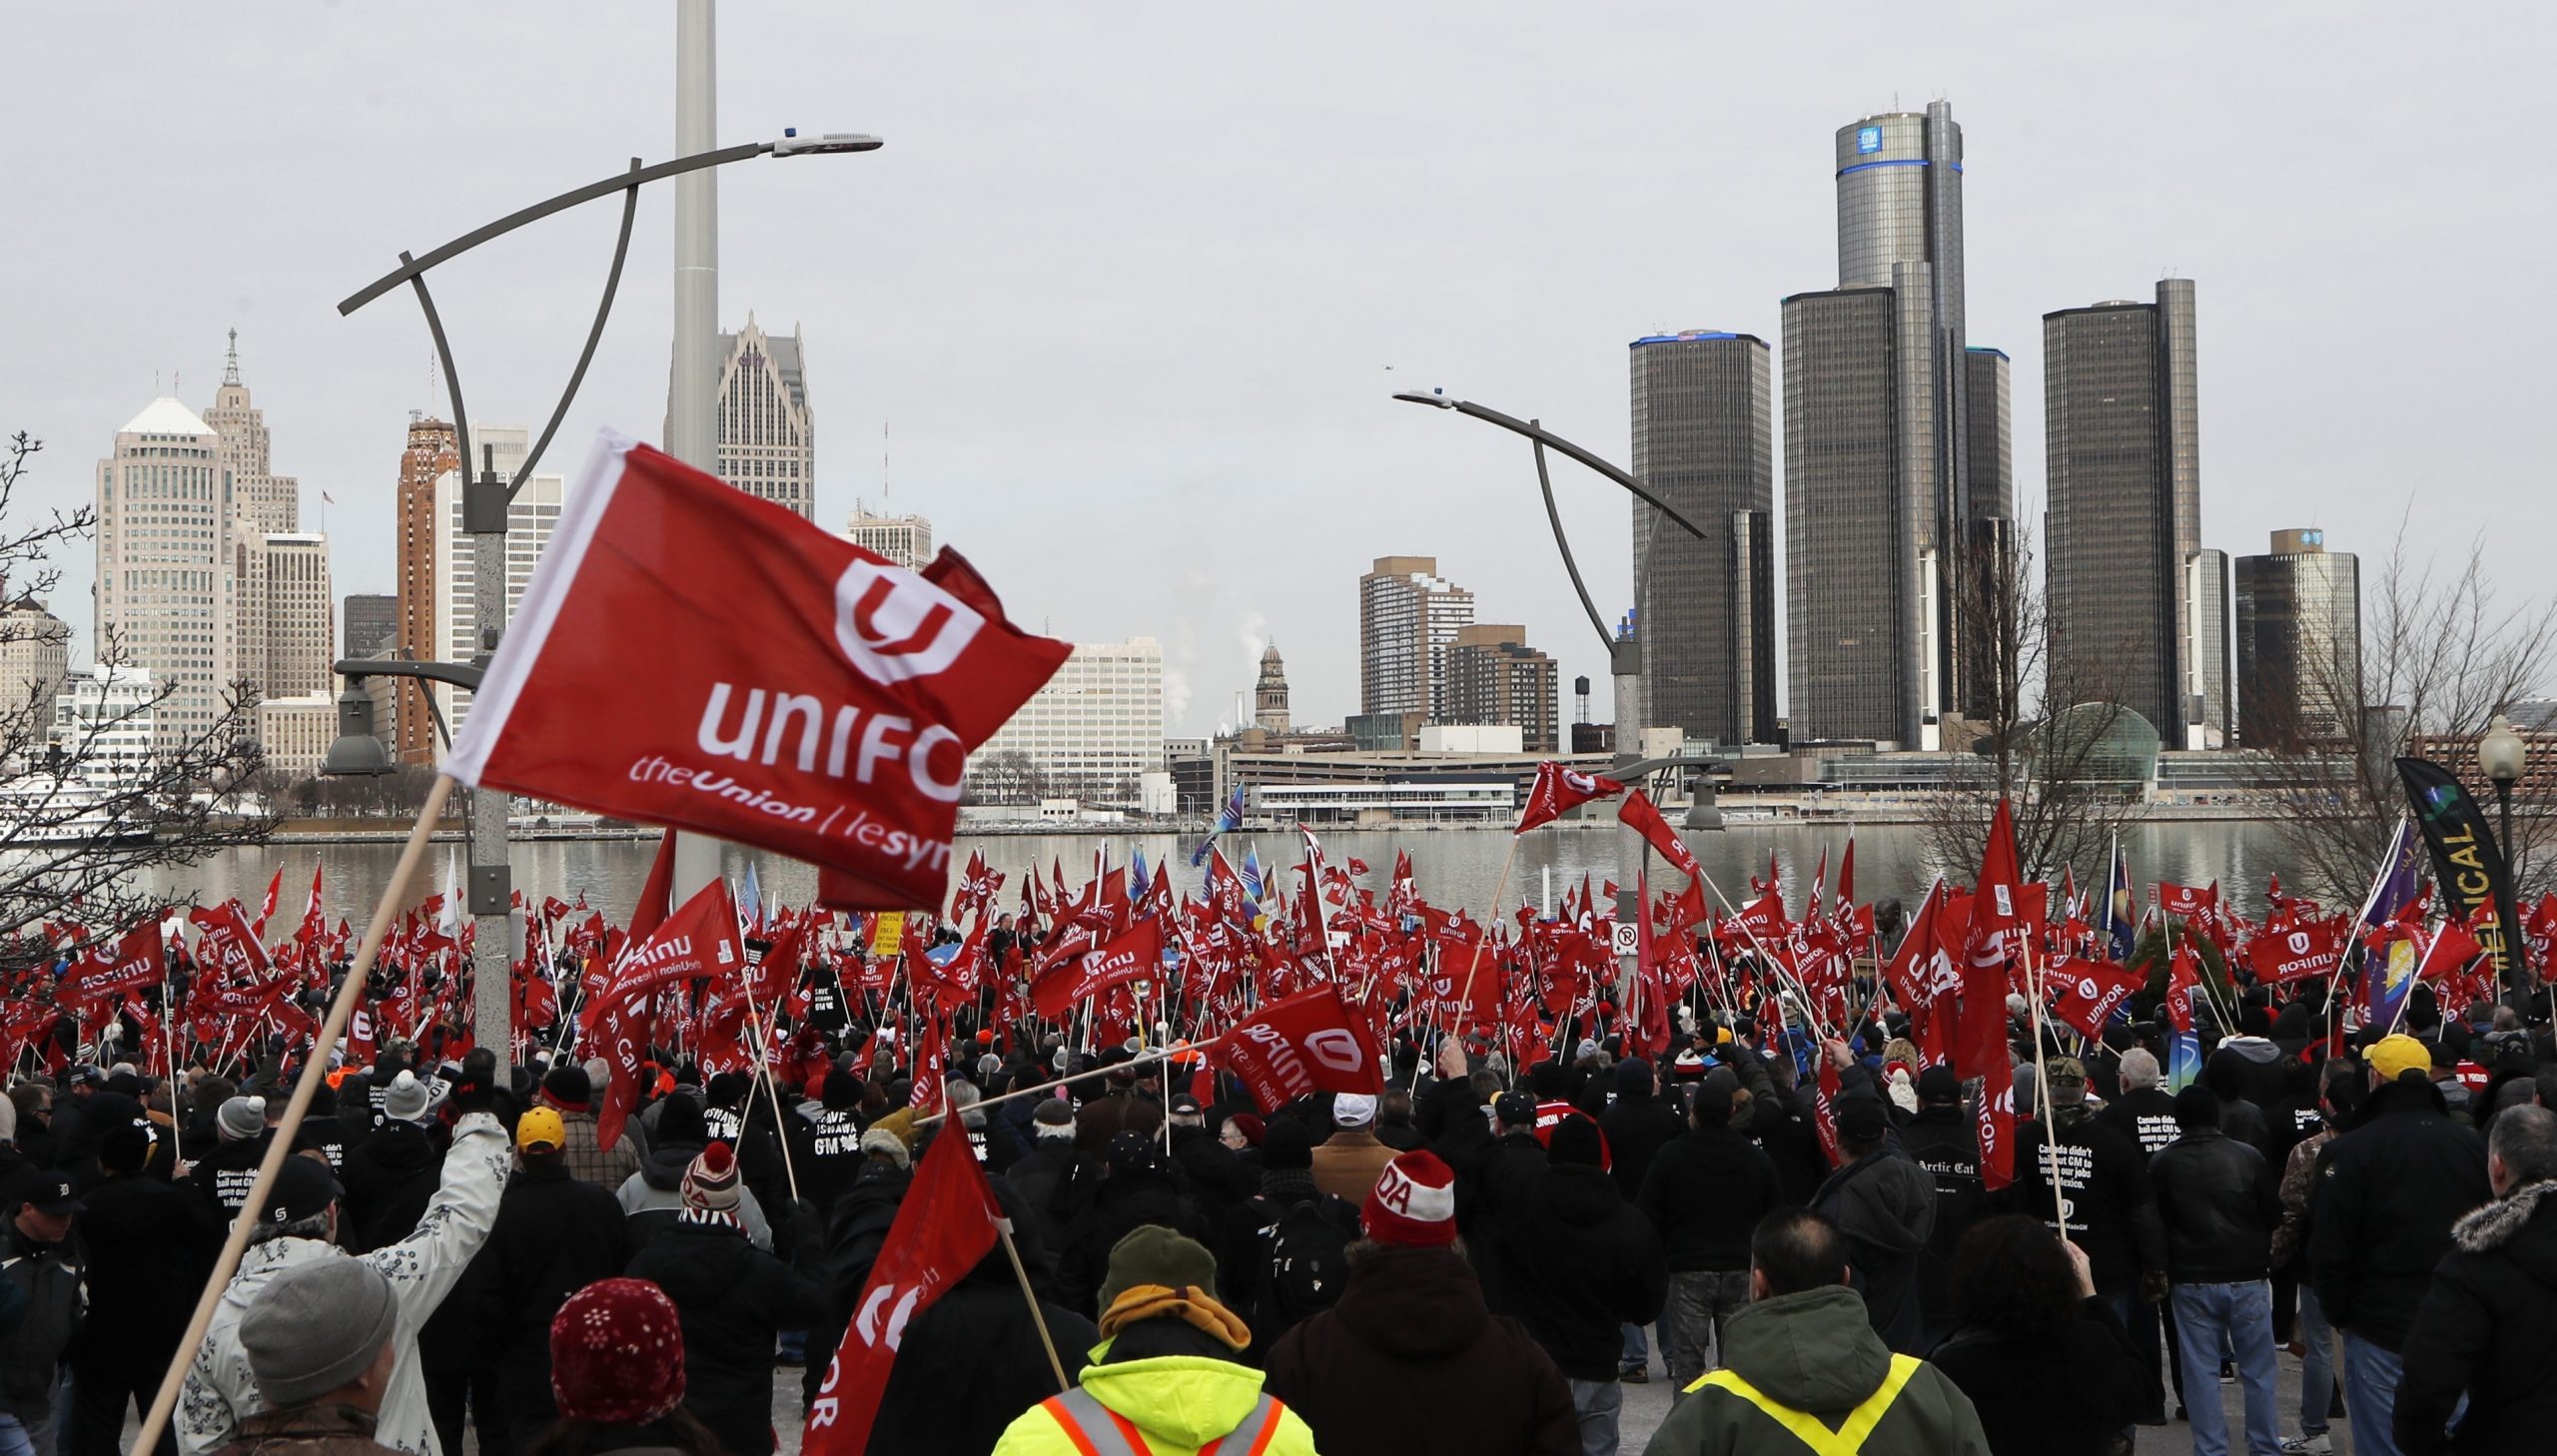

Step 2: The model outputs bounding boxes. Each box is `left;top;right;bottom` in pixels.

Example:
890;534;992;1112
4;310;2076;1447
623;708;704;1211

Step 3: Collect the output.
2481;711;2527;873
670;0;730;900
1391;390;1715;1000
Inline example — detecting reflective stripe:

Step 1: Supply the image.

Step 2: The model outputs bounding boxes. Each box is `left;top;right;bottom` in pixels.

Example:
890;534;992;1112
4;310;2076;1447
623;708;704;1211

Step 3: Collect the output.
1041;1389;1283;1456
1682;1354;1924;1456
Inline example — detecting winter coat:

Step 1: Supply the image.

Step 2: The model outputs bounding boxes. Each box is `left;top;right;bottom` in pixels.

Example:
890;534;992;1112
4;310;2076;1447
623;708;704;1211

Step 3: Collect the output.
2269;1125;2332;1272
1264;1244;1577;1456
1638;1123;1783;1274
1308;1126;1398;1204
1599;1071;1687;1204
190;1129;279;1220
1896;1102;1986;1342
1470;1130;1551;1241
1640;1285;1993;1456
66;1168;216;1364
209;1402;407;1456
991;1348;1316;1456
1056;1166;1213;1318
2148;1123;2282;1282
549;1103;642;1189
178;1111;511;1456
1927;1298;2146;1456
623;1214;824;1456
874;1199;1101;1456
1167;1124;1244;1220
2393;1178;2557;1455
616;1143;772;1251
1005;1136;1080;1247
1812;1146;1938;1354
2093;1086;2183;1156
2308;1078;2492;1352
339;1121;444;1253
0;1223;84;1423
476;1164;633;1440
1999;1115;2164;1297
1489;1161;1668;1380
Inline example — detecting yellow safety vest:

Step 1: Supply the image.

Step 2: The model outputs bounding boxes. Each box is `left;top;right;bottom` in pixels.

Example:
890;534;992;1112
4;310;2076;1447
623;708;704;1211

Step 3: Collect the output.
1683;1353;1924;1456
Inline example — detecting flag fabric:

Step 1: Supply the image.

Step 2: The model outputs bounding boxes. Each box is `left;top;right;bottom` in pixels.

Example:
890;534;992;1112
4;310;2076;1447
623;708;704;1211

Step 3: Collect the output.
1221;984;1384;1110
2103;847;2137;962
444;429;1070;911
2158;882;2217;918
598;879;744;1011
1617;790;1701;878
251;867;284;939
1515;762;1625;834
1192;784;1247;867
2048;957;2143;1039
803;1127;1007;1456
59;921;168;1009
2164;943;2204;1092
2396;757;2528;996
2245;918;2347;986
1031;917;1164;1019
296;862;326;946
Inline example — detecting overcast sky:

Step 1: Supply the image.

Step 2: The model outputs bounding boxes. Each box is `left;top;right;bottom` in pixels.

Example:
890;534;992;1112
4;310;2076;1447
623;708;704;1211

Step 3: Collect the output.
7;3;2550;737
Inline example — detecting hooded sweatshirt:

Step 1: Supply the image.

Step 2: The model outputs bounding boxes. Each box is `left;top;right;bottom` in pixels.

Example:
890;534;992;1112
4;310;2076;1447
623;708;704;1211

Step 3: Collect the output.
1643;1284;1993;1456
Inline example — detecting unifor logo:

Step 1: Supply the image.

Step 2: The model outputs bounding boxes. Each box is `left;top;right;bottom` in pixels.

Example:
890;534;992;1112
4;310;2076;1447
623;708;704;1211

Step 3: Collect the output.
834;560;984;685
1561;769;1601;794
1306;1028;1365;1075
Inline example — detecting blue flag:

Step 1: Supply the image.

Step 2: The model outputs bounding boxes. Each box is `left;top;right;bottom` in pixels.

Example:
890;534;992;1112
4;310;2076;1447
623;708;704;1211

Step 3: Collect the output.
1191;785;1247;867
1131;847;1152;903
2355;818;2426;1029
2104;846;2136;962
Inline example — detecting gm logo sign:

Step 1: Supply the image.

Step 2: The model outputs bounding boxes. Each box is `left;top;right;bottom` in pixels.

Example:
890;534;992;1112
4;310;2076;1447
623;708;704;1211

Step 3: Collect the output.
1857;126;1883;154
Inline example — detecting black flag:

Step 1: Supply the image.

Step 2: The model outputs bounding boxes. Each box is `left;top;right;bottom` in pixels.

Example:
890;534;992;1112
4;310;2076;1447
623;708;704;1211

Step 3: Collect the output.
2395;756;2528;1003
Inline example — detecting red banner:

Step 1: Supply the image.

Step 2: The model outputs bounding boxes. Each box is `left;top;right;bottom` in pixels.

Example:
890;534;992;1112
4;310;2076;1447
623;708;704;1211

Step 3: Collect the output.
1221;985;1384;1111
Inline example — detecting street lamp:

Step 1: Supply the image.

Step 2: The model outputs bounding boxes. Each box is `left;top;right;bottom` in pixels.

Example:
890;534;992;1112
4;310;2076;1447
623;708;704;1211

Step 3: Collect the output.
339;131;881;1056
2480;713;2527;865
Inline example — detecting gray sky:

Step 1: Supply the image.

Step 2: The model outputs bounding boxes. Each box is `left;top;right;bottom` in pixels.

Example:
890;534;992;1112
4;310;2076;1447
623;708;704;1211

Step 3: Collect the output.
7;3;2551;737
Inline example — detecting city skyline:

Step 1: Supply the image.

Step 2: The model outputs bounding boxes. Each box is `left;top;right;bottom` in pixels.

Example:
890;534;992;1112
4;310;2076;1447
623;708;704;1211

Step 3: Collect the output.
8;9;2546;737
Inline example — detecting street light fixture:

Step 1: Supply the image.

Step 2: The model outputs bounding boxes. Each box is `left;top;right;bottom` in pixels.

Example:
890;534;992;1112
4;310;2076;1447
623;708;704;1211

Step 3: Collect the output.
323;680;395;778
2480;713;2527;864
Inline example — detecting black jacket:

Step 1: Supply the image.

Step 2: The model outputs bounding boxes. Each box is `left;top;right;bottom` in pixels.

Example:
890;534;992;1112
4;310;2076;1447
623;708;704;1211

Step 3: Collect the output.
1812;1145;1937;1354
476;1163;634;1431
1635;1123;1782;1273
1003;1136;1078;1248
339;1120;443;1253
2309;1079;2491;1351
2395;1178;2557;1455
1470;1131;1550;1241
1930;1298;2150;1456
624;1216;824;1456
2000;1114;2165;1296
1596;1077;1684;1205
2148;1124;2281;1282
2094;1086;2183;1156
65;1171;214;1361
1487;1162;1667;1380
1897;1102;1986;1342
1055;1165;1212;1318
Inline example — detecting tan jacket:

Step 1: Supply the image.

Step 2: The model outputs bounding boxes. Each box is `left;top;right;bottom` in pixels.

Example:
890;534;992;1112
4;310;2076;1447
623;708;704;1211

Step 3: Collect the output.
2270;1125;2332;1270
1310;1127;1398;1204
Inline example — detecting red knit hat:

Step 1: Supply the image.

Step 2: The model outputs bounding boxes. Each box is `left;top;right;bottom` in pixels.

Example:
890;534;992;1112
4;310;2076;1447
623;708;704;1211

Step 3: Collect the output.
550;1279;685;1424
1362;1148;1458;1248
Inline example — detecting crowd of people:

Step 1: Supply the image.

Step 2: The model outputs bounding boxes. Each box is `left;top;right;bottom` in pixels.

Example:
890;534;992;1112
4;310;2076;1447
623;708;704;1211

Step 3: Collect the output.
2;972;2553;1456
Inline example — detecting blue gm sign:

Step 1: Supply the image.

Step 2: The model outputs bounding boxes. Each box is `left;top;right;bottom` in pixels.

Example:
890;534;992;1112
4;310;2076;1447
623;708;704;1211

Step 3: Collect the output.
1857;125;1883;154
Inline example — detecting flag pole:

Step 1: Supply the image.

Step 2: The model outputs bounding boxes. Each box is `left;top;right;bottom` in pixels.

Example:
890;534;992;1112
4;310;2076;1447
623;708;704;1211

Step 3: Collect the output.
2022;933;2069;1218
999;1221;1072;1392
133;774;457;1456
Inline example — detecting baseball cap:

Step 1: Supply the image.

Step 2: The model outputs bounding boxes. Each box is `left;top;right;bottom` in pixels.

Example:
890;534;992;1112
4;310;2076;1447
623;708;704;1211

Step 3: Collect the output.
2367;1034;2431;1085
15;1170;82;1218
1492;1090;1537;1127
515;1105;567;1154
1169;1092;1203;1115
1331;1092;1376;1127
266;1154;344;1225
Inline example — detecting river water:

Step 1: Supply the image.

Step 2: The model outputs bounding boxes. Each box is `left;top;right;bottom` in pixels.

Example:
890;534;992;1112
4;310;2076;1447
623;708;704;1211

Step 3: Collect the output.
147;819;2287;932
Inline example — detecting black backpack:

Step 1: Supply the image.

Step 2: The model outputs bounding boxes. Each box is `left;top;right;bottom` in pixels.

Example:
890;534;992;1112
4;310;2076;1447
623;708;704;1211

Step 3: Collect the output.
1252;1193;1357;1335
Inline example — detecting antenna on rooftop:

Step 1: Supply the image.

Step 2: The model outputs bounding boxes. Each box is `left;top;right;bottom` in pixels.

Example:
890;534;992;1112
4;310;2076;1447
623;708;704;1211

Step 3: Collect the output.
224;328;241;386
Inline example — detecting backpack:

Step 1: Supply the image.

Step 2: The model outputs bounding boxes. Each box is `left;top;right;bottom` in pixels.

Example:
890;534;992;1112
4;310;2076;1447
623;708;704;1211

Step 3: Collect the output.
1253;1193;1357;1335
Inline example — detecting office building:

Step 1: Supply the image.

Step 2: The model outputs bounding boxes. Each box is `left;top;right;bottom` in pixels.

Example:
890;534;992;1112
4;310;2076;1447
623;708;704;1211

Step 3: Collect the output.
344;593;400;659
96;398;233;746
2043;281;2214;746
202;332;300;534
1445;624;1559;753
1359;556;1474;720
432;426;564;739
2235;528;2361;748
1254;644;1290;733
1785;102;2009;747
969;637;1167;804
52;665;155;786
844;504;934;571
1628;330;1775;746
394;414;457;764
232;531;336;701
257;692;337;777
696;315;815;519
0;599;71;724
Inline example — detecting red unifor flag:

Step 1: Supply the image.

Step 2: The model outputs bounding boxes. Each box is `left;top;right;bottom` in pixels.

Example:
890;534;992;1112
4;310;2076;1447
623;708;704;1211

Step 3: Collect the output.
1221;984;1384;1112
251;867;284;939
296;862;325;946
2245;917;2347;986
443;430;1070;911
1617;789;1702;878
804;1128;1006;1456
2158;881;2216;918
59;921;167;1009
1032;916;1164;1019
597;878;744;1013
1963;800;2025;1191
1515;762;1626;834
2047;957;2145;1040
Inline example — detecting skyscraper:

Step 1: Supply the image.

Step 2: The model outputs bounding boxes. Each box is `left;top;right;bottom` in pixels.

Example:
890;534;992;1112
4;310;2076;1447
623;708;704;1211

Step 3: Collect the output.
394;414;457;764
1784;102;2008;746
968;637;1167;803
1359;556;1474;720
1445;624;1560;753
1254;644;1290;733
2043;280;2213;746
2235;528;2361;749
695;315;815;519
96;397;232;746
1629;331;1775;747
844;504;933;571
0;598;71;720
432;426;563;738
202;331;300;534
233;533;333;699
344;593;399;659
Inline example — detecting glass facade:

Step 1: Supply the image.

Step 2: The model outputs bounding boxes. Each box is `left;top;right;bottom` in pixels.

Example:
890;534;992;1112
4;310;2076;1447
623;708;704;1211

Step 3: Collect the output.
1783;289;1905;744
1629;332;1774;746
2235;538;2361;748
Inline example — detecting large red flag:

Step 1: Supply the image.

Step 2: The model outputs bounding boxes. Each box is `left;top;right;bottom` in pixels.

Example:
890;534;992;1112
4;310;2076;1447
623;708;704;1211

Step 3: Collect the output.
1617;790;1702;878
445;431;1070;910
1963;802;2025;1190
251;867;284;939
1031;917;1164;1019
1515;762;1625;834
1222;984;1385;1111
2048;957;2144;1039
599;878;745;1011
627;830;679;948
59;921;167;1009
805;1129;1006;1456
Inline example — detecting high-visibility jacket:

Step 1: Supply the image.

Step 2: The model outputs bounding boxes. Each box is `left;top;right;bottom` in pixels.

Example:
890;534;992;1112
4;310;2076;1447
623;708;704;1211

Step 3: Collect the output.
992;1353;1320;1456
1684;1353;1923;1456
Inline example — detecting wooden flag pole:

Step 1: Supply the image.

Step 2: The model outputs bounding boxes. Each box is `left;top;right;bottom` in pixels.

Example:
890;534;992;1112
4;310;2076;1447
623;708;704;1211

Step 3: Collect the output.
133;774;456;1456
1000;1221;1073;1392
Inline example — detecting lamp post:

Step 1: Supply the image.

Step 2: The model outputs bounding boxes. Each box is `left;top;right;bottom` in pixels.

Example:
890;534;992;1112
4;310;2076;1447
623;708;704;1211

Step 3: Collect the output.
1391;390;1718;997
339;129;881;1055
2480;712;2527;873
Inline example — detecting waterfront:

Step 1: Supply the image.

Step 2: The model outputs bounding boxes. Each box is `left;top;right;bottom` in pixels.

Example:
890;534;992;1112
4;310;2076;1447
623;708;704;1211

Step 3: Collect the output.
147;818;2293;932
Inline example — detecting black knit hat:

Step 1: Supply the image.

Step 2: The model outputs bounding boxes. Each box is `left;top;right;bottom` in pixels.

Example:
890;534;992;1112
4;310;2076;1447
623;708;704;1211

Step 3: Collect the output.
541;1063;592;1110
1260;1115;1313;1171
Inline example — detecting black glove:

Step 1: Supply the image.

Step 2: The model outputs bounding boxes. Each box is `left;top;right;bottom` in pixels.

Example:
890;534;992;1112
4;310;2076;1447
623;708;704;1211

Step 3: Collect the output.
446;1048;499;1114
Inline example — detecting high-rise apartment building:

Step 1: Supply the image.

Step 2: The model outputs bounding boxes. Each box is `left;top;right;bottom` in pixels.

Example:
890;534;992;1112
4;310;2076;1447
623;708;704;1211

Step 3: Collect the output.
1784;102;2009;747
344;593;399;659
203;332;299;534
233;533;333;700
96;398;233;747
2235;528;2361;749
1445;624;1559;753
844;504;934;571
2043;281;2216;746
969;637;1167;803
1254;645;1290;733
432;426;563;739
1628;330;1775;747
0;599;71;726
696;316;815;519
1359;556;1474;720
394;414;457;764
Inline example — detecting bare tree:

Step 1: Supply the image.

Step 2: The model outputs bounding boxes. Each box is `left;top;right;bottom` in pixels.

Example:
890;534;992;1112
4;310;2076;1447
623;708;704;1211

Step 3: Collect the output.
0;432;273;966
1923;525;2151;888
2246;510;2556;908
963;749;1046;806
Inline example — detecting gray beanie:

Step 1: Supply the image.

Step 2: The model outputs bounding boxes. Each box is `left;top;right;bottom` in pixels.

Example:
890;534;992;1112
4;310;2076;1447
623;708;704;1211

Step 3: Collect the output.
239;1258;400;1405
219;1095;267;1142
382;1072;431;1123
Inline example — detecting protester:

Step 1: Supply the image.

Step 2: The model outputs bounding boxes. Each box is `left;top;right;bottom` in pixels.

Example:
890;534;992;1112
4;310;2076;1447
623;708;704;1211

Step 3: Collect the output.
1637;1080;1782;1390
1215;1116;1359;1362
1927;1215;2148;1456
523;1280;725;1456
1;1169;87;1456
2309;1035;2493;1456
1309;1092;1398;1203
1894;1065;1988;1347
534;1065;640;1190
1265;1148;1578;1456
1641;1206;1990;1456
618;1093;772;1252
339;1072;446;1255
67;1120;213;1456
1057;1129;1214;1318
477;1104;635;1453
2270;1061;2357;1455
1004;1096;1080;1248
208;1260;405;1456
2392;1102;2557;1455
2149;1085;2285;1456
1811;1094;1937;1353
